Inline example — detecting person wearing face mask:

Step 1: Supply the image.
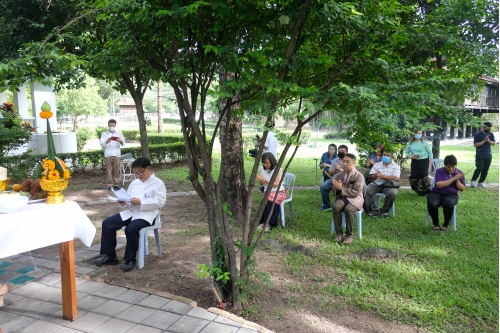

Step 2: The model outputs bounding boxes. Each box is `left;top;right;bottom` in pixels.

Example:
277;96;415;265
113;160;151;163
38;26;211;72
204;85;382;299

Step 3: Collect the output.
470;122;496;188
365;151;401;218
405;129;432;195
319;145;348;210
427;155;466;231
319;143;337;182
100;119;125;188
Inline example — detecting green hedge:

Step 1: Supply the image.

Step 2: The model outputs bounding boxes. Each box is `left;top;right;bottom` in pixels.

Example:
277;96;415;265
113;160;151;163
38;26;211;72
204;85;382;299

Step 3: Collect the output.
122;129;140;140
1;138;212;181
135;133;185;144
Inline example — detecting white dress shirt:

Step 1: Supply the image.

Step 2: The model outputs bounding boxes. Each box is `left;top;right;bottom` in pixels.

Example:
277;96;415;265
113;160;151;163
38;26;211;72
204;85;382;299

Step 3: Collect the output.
100;130;125;157
119;174;167;224
264;131;278;157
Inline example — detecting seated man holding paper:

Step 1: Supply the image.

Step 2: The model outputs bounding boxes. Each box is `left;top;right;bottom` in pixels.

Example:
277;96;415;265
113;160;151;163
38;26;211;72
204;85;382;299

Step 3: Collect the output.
94;157;166;271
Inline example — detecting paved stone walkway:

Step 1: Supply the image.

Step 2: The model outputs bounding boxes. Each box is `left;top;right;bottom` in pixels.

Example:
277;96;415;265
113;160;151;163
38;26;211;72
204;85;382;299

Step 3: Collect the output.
0;248;271;333
0;192;274;333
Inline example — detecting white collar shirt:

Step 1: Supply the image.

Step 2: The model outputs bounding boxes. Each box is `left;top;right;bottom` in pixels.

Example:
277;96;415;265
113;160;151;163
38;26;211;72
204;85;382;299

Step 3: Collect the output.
100;130;125;157
119;174;167;224
369;161;401;185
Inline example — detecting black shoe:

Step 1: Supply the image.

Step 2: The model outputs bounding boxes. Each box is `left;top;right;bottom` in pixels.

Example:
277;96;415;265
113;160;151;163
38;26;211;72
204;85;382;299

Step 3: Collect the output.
382;213;389;218
367;212;379;217
121;260;136;271
94;255;118;266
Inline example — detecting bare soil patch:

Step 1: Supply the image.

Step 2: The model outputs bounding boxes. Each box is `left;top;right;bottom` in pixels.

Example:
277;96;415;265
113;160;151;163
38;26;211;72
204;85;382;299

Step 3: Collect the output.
33;167;420;333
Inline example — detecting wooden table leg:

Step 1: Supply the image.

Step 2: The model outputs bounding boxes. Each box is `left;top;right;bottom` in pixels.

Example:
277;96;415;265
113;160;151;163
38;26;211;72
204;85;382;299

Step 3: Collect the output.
59;240;77;321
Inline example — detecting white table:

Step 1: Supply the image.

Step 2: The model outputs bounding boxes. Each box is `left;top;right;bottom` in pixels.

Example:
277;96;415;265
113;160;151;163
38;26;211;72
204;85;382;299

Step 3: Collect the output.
0;200;96;321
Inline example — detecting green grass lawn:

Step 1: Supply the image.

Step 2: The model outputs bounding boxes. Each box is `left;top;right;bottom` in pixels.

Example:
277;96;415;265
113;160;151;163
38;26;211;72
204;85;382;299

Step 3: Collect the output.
266;188;499;332
156;140;498;332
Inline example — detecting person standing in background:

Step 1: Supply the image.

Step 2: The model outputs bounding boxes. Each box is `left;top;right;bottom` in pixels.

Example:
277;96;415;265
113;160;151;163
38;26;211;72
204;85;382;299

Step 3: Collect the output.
405;129;432;195
470;122;496;188
100;119;125;188
263;122;278;158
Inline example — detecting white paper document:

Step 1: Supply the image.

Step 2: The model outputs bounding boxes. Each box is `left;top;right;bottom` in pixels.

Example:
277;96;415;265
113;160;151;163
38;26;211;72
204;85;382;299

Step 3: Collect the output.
108;188;132;202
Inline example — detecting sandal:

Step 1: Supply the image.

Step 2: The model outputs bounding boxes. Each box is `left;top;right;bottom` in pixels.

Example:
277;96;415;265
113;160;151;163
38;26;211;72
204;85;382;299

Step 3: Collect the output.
440;227;448;232
433;226;440;231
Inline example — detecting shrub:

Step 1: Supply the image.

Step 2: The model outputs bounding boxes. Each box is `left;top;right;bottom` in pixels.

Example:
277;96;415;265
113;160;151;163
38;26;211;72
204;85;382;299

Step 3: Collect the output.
95;126;108;140
323;131;346;139
76;127;94;151
122;129;140;140
135;133;185;144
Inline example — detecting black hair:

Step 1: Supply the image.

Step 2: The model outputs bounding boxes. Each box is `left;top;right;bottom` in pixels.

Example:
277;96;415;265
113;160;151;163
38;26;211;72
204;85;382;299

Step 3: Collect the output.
345;153;356;161
132;157;151;169
338;144;348;152
108;119;117;125
443;155;457;166
484;121;493;127
261;152;277;171
328;143;337;157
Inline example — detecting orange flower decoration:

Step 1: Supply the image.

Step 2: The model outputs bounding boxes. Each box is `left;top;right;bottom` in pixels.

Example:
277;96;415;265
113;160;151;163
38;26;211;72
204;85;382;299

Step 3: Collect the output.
43;159;56;171
47;170;60;180
3;102;13;107
58;159;67;169
63;169;70;179
40;110;53;119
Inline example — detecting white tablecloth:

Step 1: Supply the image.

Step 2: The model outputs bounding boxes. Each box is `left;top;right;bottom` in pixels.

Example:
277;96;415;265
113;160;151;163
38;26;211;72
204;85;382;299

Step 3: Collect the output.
0;200;96;259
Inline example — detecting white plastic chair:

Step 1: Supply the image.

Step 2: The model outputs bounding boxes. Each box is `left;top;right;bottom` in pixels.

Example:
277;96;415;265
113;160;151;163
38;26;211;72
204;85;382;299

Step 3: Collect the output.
121;212;162;269
374;193;396;216
280;173;296;227
424;177;457;231
431;159;444;175
330;184;366;239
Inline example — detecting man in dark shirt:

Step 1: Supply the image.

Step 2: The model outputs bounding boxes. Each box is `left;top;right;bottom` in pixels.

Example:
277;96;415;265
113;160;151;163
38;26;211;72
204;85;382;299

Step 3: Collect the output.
470;122;496;188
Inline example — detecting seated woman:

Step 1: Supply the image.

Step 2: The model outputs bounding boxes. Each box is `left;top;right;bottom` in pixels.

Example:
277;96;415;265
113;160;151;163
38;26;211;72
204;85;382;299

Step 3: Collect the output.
256;152;287;231
319;143;337;181
366;142;384;168
427;155;466;231
365;142;384;184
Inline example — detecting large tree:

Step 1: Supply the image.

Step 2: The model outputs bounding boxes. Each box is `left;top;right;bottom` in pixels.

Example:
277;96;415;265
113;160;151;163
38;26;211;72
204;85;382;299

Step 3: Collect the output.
0;0;496;312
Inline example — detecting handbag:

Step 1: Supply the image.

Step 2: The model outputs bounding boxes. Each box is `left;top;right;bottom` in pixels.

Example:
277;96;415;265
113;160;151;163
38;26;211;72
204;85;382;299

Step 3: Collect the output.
382;180;400;188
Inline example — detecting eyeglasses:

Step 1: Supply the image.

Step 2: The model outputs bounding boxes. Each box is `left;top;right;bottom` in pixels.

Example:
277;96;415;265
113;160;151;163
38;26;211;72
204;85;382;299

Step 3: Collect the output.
134;168;147;176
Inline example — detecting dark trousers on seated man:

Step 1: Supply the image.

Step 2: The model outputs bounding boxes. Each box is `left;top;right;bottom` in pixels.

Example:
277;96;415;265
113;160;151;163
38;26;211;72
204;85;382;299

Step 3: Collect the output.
333;199;359;238
365;184;398;215
99;213;151;264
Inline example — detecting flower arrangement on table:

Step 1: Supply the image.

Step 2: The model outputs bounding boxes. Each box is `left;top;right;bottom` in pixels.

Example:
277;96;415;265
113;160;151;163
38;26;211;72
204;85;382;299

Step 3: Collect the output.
30;101;71;204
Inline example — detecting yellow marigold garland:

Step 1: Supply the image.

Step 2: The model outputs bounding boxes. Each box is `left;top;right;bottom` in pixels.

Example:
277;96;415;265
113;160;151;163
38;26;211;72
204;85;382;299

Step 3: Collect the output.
43;159;56;171
63;169;70;179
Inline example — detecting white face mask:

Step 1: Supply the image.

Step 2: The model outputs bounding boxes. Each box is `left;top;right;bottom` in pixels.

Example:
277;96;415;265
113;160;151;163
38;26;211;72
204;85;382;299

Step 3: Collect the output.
109;126;115;132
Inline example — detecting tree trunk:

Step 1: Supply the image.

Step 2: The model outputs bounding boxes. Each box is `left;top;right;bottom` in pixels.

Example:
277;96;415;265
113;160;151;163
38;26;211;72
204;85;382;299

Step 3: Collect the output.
218;68;246;224
157;80;164;134
130;94;149;158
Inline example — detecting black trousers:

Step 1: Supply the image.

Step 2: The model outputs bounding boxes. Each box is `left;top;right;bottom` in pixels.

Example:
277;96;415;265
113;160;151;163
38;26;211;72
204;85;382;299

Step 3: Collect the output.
260;200;281;227
471;157;492;183
100;213;150;261
427;192;458;227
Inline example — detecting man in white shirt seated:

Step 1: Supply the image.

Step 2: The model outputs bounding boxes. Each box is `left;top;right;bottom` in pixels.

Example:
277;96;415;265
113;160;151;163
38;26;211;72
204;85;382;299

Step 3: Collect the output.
365;150;401;218
99;119;125;188
94;157;167;271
